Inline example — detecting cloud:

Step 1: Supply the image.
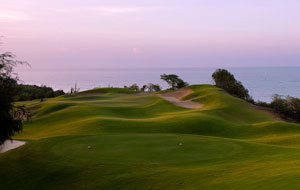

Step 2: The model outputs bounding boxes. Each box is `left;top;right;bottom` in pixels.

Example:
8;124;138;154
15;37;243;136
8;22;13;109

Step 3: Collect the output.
0;11;31;22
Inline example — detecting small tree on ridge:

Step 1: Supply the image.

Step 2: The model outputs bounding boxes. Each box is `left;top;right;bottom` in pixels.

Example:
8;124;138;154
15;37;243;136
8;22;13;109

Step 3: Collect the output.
160;74;188;90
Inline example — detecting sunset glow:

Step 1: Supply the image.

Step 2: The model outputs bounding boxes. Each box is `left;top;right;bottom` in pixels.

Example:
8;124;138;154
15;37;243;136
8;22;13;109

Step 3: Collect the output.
1;0;300;69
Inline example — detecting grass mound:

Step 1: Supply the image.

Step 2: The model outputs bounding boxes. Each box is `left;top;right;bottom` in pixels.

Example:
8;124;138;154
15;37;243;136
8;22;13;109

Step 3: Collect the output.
79;87;136;94
1;85;300;189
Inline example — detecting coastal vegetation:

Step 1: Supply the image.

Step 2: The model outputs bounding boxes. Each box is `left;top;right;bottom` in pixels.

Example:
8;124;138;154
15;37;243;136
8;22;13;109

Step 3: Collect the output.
212;69;254;103
0;52;26;144
160;73;189;90
16;84;65;101
145;83;161;92
256;94;300;122
125;83;162;92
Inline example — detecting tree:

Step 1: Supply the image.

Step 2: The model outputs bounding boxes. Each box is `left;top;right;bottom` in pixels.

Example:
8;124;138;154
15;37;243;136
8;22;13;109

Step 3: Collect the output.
212;69;253;102
141;85;147;92
147;83;161;92
160;74;188;90
128;83;139;91
270;94;300;121
0;52;28;144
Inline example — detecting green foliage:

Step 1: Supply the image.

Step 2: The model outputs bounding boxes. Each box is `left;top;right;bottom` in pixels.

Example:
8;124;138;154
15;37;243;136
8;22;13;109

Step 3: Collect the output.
140;83;161;92
160;73;188;90
125;83;139;91
271;94;300;121
0;52;25;144
255;101;271;108
15;84;65;101
147;83;161;92
212;69;253;102
141;84;147;92
254;94;300;122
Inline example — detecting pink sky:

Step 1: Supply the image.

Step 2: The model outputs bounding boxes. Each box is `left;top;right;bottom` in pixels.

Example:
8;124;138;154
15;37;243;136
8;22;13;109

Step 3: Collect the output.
1;0;300;69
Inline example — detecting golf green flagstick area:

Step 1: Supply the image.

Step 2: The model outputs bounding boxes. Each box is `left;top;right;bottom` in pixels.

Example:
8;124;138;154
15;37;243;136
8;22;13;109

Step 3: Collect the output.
2;85;300;189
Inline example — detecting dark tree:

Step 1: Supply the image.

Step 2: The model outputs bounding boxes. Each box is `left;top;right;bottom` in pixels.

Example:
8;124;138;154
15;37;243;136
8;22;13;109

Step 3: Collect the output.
160;74;188;90
147;83;161;92
15;84;65;101
212;69;253;102
0;52;27;144
141;85;147;92
271;94;300;121
128;83;139;91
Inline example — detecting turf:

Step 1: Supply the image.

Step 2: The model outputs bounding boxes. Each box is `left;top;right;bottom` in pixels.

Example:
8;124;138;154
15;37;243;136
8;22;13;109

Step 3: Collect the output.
1;85;300;190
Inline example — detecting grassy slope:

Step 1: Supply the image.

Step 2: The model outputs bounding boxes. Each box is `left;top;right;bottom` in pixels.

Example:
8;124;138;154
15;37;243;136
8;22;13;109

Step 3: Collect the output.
1;85;300;189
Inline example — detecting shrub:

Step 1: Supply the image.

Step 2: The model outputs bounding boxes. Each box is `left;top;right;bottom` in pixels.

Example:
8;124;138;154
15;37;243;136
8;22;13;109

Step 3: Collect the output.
147;83;161;92
0;52;26;144
271;94;300;121
141;85;147;92
255;101;271;108
129;83;139;91
212;69;253;102
160;74;188;90
16;84;65;101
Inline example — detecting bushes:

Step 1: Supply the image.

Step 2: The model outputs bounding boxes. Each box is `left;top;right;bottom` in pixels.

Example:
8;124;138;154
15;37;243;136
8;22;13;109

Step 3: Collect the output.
271;94;300;121
212;69;253;102
254;94;300;122
160;74;189;90
125;83;161;92
0;52;25;144
16;84;65;101
145;83;161;92
127;83;139;91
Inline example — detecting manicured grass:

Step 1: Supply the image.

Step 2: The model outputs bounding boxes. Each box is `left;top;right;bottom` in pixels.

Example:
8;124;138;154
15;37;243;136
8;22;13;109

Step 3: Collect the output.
78;87;136;94
1;84;300;189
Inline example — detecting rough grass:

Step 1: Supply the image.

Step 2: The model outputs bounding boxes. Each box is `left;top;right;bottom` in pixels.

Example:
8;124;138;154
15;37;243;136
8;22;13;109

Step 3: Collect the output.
2;84;300;190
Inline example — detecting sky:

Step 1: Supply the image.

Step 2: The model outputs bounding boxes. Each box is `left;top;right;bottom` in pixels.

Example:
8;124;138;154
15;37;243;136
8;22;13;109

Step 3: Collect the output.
1;0;300;69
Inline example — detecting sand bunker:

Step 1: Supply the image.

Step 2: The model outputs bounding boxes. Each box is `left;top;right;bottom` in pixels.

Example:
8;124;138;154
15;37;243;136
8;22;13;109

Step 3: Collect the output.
157;88;203;109
0;140;26;154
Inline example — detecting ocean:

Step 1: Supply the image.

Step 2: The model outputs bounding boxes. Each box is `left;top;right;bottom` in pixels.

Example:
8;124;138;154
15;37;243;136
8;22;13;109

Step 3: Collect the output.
17;67;300;102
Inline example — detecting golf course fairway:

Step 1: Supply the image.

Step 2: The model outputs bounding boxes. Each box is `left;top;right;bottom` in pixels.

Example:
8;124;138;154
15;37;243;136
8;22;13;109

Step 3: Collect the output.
1;85;300;189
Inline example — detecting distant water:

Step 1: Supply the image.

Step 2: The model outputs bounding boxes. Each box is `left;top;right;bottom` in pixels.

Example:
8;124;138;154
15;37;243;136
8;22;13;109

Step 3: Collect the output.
17;67;300;102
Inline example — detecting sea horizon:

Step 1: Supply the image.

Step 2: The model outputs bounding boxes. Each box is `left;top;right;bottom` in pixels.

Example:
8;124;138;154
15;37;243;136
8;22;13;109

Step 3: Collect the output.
16;66;300;102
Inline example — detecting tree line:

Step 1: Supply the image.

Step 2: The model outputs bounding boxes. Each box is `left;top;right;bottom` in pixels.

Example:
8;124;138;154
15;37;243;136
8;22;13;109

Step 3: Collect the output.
16;84;65;101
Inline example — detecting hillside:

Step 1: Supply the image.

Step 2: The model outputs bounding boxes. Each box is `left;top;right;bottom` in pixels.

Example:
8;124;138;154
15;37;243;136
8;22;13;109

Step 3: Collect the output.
1;85;300;190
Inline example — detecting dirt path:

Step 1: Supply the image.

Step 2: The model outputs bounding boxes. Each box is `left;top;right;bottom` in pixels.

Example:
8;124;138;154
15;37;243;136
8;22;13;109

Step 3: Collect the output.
157;88;203;109
0;140;26;154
